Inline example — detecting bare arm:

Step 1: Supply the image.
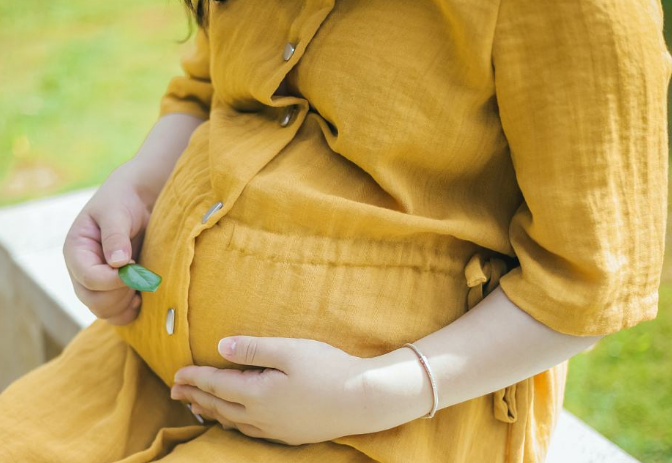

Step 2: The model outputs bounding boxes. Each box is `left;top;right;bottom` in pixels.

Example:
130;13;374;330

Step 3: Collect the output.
123;112;206;210
360;285;603;427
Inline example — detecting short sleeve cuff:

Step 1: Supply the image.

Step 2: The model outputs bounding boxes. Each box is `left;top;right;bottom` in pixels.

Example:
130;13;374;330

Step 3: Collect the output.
498;267;660;337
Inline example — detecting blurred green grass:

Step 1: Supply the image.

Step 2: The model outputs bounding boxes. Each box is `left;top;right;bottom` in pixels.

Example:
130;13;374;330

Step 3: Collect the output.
1;1;671;462
565;285;672;463
0;0;188;205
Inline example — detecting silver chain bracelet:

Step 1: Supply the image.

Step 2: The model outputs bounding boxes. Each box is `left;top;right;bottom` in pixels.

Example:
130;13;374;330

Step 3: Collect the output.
403;342;439;419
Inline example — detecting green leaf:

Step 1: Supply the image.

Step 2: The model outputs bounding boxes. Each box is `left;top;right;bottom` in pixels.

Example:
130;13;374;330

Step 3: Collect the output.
118;263;162;292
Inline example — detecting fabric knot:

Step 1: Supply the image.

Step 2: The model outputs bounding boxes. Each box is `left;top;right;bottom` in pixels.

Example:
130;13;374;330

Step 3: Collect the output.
464;252;509;311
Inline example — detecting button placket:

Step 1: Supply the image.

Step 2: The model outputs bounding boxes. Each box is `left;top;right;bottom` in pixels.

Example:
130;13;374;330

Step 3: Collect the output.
153;0;336;393
238;0;334;106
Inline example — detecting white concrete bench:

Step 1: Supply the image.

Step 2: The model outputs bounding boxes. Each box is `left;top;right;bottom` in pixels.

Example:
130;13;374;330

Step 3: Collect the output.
0;188;640;463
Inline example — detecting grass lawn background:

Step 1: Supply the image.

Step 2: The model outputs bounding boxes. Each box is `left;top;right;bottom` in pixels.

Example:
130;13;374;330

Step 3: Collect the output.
1;1;671;462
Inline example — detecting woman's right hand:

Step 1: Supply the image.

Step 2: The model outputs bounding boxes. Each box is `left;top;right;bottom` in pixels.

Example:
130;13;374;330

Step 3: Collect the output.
62;160;153;326
61;113;206;325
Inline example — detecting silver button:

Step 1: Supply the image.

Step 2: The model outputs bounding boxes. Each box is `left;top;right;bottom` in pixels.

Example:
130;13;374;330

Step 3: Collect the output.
279;106;296;127
283;42;296;61
186;403;205;424
201;201;223;224
166;308;175;335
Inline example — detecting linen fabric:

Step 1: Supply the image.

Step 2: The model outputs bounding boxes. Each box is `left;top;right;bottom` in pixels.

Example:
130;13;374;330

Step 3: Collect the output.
1;0;670;461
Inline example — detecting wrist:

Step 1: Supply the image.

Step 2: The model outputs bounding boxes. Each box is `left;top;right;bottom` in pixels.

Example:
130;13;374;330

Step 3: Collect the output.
113;158;164;211
360;346;437;430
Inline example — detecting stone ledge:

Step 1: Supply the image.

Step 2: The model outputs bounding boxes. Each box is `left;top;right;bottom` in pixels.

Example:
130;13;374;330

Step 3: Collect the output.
0;188;641;463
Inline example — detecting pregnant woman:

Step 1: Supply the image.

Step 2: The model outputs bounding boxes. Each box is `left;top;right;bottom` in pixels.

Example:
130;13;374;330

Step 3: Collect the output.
1;0;670;461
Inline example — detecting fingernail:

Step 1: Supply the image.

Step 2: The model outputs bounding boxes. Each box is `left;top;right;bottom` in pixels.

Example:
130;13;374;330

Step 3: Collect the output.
110;250;128;264
218;338;236;357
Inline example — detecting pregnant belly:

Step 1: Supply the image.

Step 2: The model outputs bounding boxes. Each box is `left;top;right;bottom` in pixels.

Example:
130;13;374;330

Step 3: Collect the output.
187;215;471;370
113;142;479;385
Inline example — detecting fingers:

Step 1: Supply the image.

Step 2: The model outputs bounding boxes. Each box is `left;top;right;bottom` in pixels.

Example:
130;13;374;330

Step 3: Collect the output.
188;402;260;439
189;403;245;433
174;366;266;406
171;384;250;426
188;403;217;423
92;205;134;268
70;270;141;321
130;230;146;262
64;209;144;326
73;283;134;318
190;401;282;445
64;214;128;291
105;302;141;326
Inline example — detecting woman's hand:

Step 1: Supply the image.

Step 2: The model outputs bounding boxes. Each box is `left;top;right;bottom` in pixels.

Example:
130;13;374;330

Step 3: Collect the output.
62;160;152;325
61;113;205;326
171;336;398;446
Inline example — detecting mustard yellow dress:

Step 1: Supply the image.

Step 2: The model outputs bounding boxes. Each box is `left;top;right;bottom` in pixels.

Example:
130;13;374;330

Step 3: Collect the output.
1;0;670;461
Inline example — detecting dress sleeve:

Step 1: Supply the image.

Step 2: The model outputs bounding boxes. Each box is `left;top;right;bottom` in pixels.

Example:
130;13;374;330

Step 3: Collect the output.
159;26;213;120
493;0;672;336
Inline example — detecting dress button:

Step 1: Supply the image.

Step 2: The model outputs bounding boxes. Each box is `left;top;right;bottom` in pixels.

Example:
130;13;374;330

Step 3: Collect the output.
202;201;223;224
279;105;297;127
165;308;175;335
186;403;205;424
283;42;296;61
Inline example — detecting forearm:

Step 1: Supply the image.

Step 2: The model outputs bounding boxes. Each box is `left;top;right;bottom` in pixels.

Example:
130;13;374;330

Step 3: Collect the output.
361;284;604;428
121;112;206;210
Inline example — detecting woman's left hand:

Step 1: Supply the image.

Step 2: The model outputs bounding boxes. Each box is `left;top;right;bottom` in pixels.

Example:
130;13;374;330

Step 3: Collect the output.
170;336;384;446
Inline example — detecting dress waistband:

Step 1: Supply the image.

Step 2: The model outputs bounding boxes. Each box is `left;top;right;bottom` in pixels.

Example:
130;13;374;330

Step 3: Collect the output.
212;214;474;276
